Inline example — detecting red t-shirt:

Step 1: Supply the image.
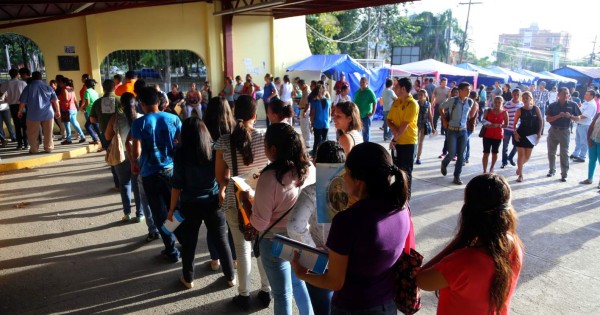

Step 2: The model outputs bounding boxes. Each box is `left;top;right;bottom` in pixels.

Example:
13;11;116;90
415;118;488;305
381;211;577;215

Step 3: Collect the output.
484;110;506;140
433;247;522;315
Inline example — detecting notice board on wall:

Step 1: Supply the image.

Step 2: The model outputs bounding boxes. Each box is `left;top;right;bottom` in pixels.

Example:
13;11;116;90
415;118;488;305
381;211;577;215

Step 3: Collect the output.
58;55;80;71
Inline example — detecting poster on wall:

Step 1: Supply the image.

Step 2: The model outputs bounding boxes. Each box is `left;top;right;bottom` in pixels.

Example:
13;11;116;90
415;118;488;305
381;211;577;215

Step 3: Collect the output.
64;46;75;54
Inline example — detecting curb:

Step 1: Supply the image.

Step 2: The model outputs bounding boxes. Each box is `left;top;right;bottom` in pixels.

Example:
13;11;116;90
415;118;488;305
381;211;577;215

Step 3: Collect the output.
0;144;100;172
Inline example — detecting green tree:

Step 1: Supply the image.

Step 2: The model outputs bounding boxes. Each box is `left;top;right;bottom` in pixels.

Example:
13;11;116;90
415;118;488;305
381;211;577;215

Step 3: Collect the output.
410;10;462;62
306;13;341;55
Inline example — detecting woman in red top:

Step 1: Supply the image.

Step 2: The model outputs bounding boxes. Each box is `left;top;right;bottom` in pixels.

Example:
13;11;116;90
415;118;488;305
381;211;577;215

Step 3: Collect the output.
59;78;86;145
416;173;524;315
480;96;509;173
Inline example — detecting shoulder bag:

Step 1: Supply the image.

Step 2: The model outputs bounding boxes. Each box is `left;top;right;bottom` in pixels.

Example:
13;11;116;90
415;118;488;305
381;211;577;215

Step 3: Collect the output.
105;115;126;166
479;109;489;138
253;199;297;258
395;204;423;315
230;137;260;242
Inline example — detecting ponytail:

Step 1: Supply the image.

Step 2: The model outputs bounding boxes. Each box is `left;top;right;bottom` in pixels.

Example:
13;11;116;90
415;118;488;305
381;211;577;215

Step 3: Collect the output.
231;95;257;165
345;142;409;210
269;98;294;121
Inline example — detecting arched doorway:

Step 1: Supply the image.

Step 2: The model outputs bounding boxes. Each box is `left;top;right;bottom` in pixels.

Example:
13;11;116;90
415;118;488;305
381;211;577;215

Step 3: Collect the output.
100;50;207;93
0;33;45;80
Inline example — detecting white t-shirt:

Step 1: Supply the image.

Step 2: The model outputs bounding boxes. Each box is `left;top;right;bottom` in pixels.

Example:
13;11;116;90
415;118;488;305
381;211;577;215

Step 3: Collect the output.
580;100;597;125
334;94;351;105
280;82;293;102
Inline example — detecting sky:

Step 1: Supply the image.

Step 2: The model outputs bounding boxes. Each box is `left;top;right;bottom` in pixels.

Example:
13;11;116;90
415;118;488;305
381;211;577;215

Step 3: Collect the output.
403;0;597;63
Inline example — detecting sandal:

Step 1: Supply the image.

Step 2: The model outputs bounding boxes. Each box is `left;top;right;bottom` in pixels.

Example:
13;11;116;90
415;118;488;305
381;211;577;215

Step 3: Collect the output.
516;175;523;183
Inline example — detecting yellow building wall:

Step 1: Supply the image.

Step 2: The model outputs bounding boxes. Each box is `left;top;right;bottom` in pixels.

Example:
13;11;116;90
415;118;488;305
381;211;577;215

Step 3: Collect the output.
273;16;312;76
0;4;311;126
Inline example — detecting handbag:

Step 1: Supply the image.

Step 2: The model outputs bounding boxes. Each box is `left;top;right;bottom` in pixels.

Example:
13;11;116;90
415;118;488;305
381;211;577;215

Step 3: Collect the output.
60;110;71;122
105;116;126;166
230;138;260;242
395;205;423;315
478;125;487;138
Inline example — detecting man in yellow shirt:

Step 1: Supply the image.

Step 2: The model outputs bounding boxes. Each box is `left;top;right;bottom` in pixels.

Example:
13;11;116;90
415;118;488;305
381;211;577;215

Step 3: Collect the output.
387;77;419;195
115;70;137;96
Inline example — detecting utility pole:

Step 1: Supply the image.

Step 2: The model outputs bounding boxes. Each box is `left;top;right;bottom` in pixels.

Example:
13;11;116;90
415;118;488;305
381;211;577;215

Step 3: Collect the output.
365;7;371;59
458;0;482;64
590;35;597;65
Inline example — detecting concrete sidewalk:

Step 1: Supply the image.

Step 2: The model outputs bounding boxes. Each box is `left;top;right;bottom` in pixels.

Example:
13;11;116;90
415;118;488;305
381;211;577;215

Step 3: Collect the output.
1;123;600;314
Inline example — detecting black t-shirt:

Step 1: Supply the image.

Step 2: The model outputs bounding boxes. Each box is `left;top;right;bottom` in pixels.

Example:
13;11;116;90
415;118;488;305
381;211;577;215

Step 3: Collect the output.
546;101;581;128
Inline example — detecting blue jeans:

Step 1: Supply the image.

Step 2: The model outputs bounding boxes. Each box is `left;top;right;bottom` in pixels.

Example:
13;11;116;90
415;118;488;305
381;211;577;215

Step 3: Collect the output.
572;124;590;159
361;116;372;142
382;111;392;140
113;159;142;217
142;169;179;259
465;130;473;161
502;129;517;165
65;110;85;141
306;283;332;315
331;300;396;315
442;129;468;177
83;111;100;142
259;238;314;315
132;172;158;233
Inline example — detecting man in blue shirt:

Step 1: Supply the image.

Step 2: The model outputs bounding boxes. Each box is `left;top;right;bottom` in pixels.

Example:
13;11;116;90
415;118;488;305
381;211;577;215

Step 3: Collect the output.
17;71;59;154
438;82;478;185
131;86;182;262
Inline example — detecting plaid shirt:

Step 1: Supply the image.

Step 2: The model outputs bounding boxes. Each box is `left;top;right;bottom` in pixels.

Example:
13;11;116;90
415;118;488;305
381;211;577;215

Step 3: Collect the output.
533;89;549;107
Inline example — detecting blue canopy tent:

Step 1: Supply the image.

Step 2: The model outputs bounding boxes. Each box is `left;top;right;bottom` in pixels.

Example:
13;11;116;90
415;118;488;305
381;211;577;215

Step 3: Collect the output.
538;71;577;88
552;65;600;88
486;66;536;84
456;63;508;86
286;54;369;98
515;69;555;83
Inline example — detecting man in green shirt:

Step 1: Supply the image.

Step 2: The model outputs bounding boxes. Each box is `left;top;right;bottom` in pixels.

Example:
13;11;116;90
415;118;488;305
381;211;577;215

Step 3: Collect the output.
80;79;101;144
353;77;377;142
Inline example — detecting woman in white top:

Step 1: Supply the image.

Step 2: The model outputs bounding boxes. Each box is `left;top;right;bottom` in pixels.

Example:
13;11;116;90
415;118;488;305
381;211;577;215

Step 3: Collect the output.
333;84;351;106
215;95;272;311
332;101;363;155
280;75;294;107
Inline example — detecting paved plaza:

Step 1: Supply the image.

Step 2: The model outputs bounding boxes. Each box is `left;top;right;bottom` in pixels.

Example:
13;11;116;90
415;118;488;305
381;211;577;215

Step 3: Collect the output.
1;122;600;314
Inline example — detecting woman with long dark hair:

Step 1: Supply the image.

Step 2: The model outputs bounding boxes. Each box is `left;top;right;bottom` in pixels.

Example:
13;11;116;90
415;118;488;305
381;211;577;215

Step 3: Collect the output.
417;173;524;315
267;98;294;125
292;142;410;315
104;92;144;223
215;94;271;311
513;91;542;182
203;96;237;271
168;117;235;289
251;122;313;315
332;101;362;155
309;84;331;155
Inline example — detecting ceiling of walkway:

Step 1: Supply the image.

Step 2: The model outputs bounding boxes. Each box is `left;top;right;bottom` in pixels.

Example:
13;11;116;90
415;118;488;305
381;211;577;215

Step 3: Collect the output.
0;0;417;26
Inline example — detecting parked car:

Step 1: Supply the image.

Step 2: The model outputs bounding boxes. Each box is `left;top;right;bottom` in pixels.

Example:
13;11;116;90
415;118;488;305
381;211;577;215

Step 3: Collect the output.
135;68;161;79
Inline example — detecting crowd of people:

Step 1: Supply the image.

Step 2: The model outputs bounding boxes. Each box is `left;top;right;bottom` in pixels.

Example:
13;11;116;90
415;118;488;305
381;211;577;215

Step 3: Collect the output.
10;66;600;315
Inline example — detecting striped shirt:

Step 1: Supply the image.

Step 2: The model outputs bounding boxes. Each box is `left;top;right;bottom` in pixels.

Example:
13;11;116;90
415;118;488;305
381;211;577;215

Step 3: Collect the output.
503;100;523;132
532;90;549;108
215;129;270;212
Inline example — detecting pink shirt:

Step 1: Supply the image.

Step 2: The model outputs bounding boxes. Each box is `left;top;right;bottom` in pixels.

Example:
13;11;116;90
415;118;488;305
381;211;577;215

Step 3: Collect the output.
251;165;315;233
595;98;600;113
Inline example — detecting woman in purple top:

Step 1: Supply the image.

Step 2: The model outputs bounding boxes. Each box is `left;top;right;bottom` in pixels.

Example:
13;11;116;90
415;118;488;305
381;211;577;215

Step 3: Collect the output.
292;142;411;314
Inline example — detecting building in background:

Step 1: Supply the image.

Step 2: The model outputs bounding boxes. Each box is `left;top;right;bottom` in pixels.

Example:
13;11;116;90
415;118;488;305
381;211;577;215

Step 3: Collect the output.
497;23;570;70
